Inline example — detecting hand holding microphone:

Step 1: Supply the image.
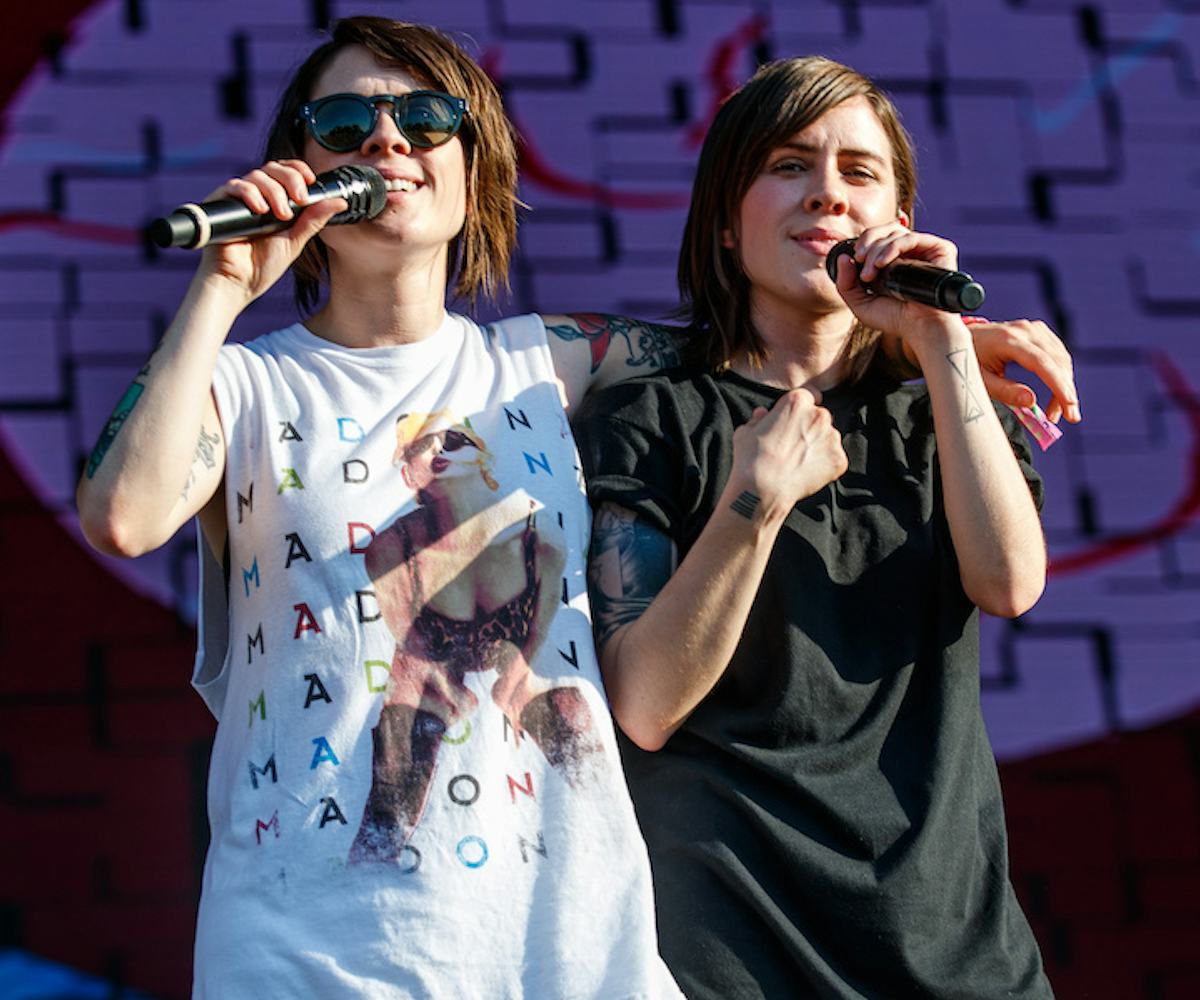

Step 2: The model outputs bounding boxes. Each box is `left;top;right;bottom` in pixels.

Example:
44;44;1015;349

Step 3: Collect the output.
149;164;388;249
825;236;985;313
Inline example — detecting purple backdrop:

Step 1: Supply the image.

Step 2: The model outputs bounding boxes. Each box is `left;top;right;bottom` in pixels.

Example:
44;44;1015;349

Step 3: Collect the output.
2;1;1198;997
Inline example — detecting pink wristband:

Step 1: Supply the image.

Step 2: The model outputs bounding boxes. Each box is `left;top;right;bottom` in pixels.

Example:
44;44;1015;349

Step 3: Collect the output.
1006;400;1062;451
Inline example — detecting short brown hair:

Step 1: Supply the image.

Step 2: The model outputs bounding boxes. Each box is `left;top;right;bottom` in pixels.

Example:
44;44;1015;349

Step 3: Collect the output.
677;57;917;376
264;17;519;313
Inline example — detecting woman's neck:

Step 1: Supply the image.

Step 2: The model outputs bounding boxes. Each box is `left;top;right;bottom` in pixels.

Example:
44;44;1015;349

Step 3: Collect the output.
732;295;855;391
306;245;451;349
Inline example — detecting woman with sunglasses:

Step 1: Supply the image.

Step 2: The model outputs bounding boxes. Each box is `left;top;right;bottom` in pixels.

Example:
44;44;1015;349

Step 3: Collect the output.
76;17;682;999
574;57;1061;998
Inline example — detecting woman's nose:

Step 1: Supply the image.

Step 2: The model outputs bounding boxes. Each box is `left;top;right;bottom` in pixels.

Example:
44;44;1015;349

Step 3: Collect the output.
803;168;849;216
360;100;413;156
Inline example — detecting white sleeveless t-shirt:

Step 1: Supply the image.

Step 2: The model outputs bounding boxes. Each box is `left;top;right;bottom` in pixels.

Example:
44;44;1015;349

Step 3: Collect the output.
192;312;679;999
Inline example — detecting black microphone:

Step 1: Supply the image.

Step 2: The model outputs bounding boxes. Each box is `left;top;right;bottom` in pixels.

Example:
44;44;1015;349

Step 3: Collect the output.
825;237;985;313
148;165;389;249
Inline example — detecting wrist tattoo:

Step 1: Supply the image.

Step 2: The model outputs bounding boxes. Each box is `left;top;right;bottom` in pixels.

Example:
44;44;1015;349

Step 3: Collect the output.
946;348;986;424
730;491;761;520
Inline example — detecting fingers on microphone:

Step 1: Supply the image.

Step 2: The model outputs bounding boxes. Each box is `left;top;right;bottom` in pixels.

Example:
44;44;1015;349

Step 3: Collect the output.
261;160;314;206
835;253;861;294
858;226;958;277
222;177;272;215
291;197;349;244
855;224;910;281
246;168;296;221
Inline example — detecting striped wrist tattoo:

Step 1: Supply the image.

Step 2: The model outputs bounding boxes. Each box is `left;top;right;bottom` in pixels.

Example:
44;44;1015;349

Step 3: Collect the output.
730;491;761;521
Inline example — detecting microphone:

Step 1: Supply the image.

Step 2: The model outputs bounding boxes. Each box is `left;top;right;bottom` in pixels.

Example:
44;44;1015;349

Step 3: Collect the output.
825;237;985;313
148;165;388;249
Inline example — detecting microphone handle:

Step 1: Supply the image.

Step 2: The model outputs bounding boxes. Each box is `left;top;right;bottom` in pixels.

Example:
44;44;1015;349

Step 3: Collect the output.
876;260;986;313
149;165;387;250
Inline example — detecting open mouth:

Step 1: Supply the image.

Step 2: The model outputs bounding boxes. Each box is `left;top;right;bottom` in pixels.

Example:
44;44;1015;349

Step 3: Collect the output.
385;178;421;193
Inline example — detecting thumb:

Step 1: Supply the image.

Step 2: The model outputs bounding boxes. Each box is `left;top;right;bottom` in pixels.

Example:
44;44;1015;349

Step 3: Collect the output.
745;405;769;427
835;253;865;299
288;196;349;245
980;369;1037;410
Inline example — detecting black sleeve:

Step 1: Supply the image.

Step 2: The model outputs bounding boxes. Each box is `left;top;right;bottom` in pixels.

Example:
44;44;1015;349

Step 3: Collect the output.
574;380;691;538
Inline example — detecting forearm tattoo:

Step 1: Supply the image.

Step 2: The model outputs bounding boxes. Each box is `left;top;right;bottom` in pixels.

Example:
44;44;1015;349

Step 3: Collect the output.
729;491;761;520
587;503;676;649
180;425;222;502
946;348;986;424
85;342;164;479
85;381;145;479
546;313;681;374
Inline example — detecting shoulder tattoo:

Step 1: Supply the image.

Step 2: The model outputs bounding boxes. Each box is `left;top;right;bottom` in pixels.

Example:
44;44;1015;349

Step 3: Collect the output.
546;313;681;374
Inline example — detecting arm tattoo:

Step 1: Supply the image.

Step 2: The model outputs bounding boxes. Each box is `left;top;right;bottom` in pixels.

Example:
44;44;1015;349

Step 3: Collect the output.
195;425;220;470
85;382;145;478
729;491;761;520
946;348;986;424
546;313;681;374
85;341;162;479
180;426;222;502
136;338;162;378
587;503;676;650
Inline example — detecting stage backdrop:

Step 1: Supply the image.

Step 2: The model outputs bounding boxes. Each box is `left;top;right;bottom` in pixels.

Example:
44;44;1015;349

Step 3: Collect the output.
2;1;1198;997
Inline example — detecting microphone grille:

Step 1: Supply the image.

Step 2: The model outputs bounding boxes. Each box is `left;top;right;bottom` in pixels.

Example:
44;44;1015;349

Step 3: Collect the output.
355;165;388;219
327;165;388;222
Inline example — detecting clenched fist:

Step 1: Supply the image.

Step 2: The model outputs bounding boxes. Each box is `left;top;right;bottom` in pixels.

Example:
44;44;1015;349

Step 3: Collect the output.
728;388;848;524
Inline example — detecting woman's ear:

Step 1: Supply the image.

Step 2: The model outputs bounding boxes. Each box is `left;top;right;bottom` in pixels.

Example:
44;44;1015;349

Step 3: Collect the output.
400;464;414;490
898;208;911;228
721;227;737;249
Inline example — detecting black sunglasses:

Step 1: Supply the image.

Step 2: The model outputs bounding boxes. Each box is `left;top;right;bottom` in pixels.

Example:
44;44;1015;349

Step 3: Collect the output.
440;429;476;453
298;91;468;152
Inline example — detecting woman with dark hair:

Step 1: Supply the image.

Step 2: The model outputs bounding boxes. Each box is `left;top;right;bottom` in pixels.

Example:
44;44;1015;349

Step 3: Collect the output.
75;16;682;998
576;56;1063;998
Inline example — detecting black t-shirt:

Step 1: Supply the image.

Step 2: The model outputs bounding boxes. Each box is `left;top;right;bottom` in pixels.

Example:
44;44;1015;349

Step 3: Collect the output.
576;365;1053;1000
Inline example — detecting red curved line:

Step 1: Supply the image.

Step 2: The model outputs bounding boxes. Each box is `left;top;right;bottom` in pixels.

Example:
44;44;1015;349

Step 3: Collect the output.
683;13;771;149
1049;351;1200;575
0;211;140;245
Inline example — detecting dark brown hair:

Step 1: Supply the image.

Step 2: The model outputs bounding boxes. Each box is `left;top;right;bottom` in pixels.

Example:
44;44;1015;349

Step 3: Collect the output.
677;56;917;377
263;17;519;313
